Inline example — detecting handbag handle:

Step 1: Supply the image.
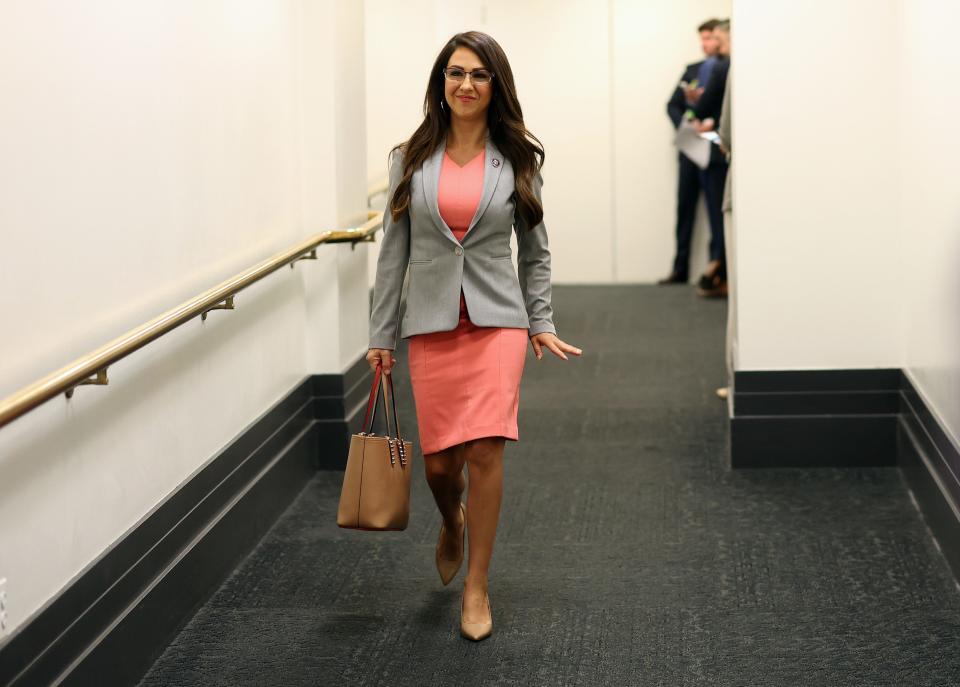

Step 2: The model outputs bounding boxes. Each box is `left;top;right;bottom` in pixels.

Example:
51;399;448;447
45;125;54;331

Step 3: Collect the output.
359;363;407;465
360;362;383;434
383;373;408;466
382;372;405;440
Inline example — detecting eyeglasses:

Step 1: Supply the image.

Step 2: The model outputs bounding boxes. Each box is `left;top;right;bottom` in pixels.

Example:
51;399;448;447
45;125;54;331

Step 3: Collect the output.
442;67;494;86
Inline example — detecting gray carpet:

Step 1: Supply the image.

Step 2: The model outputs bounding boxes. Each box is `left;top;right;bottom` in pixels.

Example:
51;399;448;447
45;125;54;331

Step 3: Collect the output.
140;285;960;686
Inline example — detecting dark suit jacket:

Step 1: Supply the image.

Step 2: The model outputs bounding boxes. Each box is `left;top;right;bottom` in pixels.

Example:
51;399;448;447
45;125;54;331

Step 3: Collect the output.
666;62;702;129
691;57;730;128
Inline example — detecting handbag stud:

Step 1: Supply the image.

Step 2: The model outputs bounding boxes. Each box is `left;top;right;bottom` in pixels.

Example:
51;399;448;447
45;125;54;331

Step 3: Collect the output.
388;438;397;466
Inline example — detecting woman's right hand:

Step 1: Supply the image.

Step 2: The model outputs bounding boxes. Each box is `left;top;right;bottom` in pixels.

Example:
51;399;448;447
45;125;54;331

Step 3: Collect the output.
366;348;396;374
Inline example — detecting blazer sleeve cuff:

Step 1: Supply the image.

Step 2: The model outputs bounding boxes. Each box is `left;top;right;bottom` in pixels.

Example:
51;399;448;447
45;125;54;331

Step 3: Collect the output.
528;321;556;337
368;334;397;351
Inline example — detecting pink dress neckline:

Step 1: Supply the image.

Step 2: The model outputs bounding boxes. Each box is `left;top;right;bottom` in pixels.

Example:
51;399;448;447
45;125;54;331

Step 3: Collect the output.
443;149;485;169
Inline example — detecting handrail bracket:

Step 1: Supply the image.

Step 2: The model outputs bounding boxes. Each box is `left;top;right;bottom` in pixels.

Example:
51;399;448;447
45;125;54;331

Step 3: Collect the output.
289;249;318;268
65;368;109;399
200;295;235;322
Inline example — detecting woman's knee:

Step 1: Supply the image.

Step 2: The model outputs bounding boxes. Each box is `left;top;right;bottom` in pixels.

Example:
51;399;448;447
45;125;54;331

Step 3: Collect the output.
464;438;504;472
423;449;463;480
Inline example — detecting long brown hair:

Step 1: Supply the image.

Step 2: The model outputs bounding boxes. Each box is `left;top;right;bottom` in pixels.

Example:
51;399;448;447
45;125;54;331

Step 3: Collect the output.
388;31;545;230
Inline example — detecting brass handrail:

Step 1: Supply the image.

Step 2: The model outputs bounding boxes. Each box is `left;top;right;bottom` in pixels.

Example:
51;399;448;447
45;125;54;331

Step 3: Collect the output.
0;211;384;429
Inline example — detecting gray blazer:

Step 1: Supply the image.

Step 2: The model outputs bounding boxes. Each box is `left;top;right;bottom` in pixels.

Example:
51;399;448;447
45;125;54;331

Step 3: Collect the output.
369;136;556;350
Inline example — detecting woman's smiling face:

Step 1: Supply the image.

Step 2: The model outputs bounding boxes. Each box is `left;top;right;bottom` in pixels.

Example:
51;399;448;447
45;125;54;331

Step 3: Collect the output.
444;47;493;121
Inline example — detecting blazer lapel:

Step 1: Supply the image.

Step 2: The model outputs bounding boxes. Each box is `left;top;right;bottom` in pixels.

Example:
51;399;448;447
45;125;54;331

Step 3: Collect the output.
421;135;505;245
421;140;459;245
464;137;504;238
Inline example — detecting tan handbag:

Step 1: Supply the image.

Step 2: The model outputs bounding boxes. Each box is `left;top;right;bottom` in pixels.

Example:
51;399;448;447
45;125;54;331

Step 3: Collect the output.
337;363;414;530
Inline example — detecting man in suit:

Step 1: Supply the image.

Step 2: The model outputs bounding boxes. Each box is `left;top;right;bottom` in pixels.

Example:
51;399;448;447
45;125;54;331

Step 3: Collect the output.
689;19;731;297
660;18;722;285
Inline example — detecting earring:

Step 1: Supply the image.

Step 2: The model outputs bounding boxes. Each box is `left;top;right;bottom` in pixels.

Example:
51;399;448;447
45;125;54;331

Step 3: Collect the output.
440;99;446;111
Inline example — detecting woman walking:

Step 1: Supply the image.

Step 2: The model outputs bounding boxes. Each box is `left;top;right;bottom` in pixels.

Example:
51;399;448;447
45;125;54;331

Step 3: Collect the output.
366;30;581;641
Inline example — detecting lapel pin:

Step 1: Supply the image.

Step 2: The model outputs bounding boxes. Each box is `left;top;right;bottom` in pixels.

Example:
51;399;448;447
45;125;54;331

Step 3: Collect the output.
492;158;500;168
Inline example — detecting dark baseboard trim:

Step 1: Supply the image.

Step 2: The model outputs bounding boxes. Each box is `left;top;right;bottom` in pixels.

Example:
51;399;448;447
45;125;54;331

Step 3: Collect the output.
731;369;901;468
0;354;368;687
731;367;960;583
730;414;898;468
897;376;960;584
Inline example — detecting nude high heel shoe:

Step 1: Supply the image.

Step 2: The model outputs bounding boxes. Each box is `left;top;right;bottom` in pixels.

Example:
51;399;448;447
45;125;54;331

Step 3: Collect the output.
460;587;493;641
435;501;466;586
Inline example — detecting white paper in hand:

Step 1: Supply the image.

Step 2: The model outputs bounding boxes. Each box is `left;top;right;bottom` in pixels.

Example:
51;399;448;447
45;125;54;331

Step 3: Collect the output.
674;120;712;170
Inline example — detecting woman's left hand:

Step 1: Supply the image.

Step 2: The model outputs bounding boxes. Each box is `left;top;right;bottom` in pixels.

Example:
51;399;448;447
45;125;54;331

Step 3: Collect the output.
530;333;583;361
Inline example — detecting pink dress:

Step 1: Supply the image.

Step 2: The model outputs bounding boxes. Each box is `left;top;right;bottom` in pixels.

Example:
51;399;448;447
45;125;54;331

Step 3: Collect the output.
407;149;529;455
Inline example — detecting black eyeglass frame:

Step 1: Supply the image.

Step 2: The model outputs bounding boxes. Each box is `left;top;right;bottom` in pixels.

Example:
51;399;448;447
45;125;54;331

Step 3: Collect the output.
441;67;496;85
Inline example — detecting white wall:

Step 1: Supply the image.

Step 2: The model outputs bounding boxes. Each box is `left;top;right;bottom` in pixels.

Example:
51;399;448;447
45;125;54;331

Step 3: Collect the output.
298;0;370;373
364;0;731;285
732;0;902;370
898;1;960;447
0;0;368;638
733;0;960;449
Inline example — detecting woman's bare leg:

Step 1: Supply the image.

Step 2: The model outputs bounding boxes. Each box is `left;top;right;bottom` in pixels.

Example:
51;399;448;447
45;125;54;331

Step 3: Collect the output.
423;444;467;559
462;437;505;622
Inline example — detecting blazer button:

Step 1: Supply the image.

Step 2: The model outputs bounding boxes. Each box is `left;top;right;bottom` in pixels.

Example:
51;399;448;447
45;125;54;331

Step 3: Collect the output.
455;246;463;256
